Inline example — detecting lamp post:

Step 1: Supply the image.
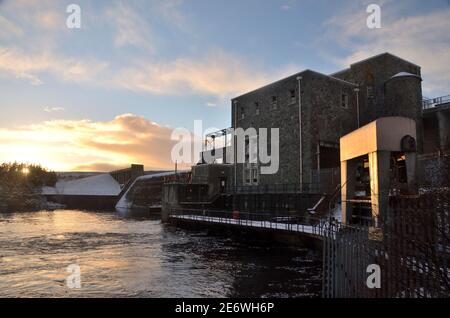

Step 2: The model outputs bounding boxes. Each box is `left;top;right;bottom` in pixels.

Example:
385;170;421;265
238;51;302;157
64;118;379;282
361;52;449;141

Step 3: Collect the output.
233;100;238;209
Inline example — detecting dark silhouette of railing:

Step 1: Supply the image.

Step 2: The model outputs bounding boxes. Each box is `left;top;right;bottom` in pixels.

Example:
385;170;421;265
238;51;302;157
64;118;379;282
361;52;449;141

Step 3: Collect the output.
422;95;450;110
169;207;338;237
323;192;450;298
227;183;321;194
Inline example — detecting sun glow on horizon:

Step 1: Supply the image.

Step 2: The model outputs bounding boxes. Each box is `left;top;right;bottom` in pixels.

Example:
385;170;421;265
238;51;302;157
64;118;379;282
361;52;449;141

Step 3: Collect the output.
0;114;178;172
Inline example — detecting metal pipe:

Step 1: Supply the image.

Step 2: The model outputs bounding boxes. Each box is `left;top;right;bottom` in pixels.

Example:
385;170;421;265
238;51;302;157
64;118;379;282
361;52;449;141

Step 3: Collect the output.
233;100;238;208
355;88;360;128
317;142;320;190
297;76;303;188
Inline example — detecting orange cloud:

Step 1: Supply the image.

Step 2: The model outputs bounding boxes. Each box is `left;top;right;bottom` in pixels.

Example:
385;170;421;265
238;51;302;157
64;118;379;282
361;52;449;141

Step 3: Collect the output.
0;114;189;172
113;50;299;98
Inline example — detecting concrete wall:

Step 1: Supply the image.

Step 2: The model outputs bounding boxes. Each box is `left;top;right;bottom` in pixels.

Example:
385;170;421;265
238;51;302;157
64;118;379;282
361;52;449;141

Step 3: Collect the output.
423;106;450;153
192;164;233;195
45;194;118;210
161;183;182;222
110;164;144;186
122;178;164;209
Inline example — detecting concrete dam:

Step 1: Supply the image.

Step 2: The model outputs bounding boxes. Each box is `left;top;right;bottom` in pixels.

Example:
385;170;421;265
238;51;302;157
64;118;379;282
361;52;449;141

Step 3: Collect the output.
42;165;184;211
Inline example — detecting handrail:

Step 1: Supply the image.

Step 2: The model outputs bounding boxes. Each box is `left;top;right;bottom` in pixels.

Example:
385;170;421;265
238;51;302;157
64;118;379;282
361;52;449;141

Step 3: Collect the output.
422;94;450;110
168;207;351;237
227;183;321;194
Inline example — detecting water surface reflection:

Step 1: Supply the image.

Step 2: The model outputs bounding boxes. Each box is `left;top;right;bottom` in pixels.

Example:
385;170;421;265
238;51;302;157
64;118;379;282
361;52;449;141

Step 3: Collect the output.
0;210;321;297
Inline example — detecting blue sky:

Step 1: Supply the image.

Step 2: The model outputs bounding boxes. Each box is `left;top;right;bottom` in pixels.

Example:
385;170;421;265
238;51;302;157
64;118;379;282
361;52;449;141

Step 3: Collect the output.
0;0;449;171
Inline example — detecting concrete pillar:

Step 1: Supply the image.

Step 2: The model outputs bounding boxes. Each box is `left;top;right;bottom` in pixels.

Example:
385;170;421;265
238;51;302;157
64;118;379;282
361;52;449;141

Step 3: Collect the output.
161;184;181;223
368;151;391;226
405;152;418;193
341;159;357;224
437;111;450;150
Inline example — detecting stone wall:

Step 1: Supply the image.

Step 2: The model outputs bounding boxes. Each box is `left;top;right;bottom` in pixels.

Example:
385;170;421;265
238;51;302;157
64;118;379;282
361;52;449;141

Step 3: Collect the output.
333;53;422;127
231;70;357;187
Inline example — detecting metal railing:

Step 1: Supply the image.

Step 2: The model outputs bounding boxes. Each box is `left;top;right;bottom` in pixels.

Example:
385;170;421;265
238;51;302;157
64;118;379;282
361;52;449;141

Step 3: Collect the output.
323;192;450;298
422;95;450;110
227;183;321;194
169;207;340;237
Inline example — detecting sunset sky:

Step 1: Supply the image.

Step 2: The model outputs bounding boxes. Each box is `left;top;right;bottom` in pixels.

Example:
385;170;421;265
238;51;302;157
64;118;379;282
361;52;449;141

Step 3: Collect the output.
0;0;449;171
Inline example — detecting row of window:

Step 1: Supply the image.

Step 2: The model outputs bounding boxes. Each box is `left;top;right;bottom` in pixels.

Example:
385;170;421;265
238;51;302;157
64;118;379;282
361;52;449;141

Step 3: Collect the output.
237;85;376;120
238;90;297;119
239;92;351;119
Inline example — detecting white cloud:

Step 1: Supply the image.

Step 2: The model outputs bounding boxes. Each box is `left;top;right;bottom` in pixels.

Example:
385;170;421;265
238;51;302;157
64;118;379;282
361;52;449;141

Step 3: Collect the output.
113;50;299;98
0;47;109;86
0;45;298;100
156;0;189;31
0;1;299;100
106;1;155;53
44;106;64;113
0;14;23;38
323;3;450;96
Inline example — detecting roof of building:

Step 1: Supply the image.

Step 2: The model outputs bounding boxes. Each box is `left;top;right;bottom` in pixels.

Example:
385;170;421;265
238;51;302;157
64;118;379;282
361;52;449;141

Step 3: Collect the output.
232;69;357;100
232;53;420;102
330;52;421;77
350;52;421;69
389;72;422;80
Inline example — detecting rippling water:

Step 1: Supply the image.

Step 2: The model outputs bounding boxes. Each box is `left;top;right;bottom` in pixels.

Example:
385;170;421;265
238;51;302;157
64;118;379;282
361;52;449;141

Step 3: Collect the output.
0;210;322;298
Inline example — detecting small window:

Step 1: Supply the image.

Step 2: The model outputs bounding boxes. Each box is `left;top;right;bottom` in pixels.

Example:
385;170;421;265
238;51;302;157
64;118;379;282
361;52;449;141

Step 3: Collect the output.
341;93;349;109
271;96;278;109
367;85;374;99
252;167;258;183
240;106;245;119
289;89;296;104
255;102;260;115
245;169;251;184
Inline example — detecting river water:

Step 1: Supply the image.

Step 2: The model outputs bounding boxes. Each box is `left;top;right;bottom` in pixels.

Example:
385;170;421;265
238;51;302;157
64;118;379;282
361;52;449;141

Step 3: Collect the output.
0;210;322;298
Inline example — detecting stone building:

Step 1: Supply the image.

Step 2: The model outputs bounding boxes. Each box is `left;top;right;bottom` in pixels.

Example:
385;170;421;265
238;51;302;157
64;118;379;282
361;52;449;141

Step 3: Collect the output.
223;52;436;191
163;52;449;222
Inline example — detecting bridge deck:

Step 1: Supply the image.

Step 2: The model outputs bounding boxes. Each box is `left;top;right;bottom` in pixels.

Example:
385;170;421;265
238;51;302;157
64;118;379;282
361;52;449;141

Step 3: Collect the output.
170;214;329;238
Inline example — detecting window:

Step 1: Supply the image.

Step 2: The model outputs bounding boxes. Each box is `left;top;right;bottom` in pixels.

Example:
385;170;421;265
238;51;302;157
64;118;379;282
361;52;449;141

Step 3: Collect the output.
244;164;258;185
255;102;260;115
289;89;296;104
271;96;278;109
244;136;250;162
252;167;258;183
245;169;251;184
367;85;375;99
341;93;349;109
240;106;245;119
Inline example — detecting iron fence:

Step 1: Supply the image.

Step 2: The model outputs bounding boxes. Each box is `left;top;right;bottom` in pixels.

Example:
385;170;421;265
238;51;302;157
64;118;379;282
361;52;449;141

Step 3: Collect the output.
227;183;321;194
323;192;450;298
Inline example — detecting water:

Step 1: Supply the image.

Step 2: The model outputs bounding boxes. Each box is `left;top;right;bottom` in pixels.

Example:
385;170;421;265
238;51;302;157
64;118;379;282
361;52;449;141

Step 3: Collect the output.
0;210;322;298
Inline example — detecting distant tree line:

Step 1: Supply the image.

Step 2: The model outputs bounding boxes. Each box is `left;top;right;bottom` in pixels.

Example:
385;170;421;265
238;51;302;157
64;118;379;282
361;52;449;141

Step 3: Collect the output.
0;163;57;212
